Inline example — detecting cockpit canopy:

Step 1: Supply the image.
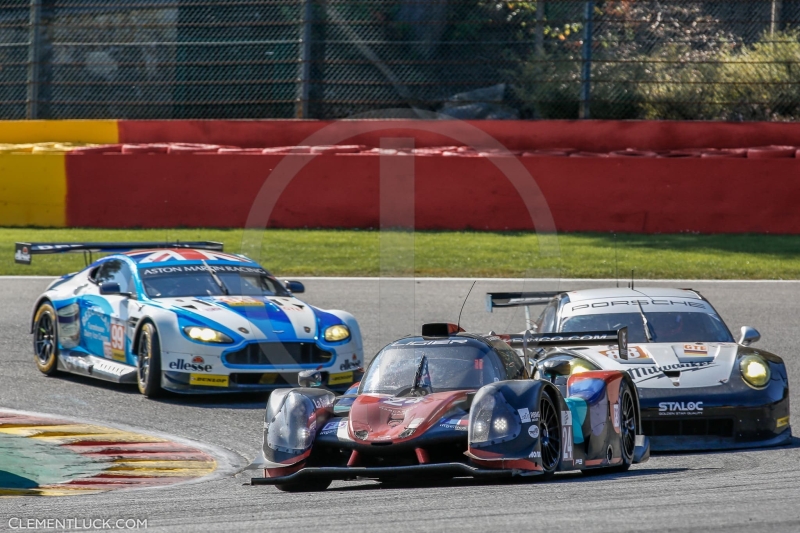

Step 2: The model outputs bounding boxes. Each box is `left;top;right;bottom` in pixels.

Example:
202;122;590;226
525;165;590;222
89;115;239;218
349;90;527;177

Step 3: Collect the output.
360;336;525;396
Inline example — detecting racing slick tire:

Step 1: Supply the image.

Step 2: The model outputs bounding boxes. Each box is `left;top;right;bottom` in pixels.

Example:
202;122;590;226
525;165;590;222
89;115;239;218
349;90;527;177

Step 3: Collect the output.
275;480;332;492
136;323;163;398
607;380;637;473
537;391;562;481
33;302;59;376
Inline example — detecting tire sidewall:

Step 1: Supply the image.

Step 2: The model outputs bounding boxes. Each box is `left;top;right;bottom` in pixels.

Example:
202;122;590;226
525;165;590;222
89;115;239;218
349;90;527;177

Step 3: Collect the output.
137;322;163;397
619;382;636;467
33;302;59;375
540;391;561;477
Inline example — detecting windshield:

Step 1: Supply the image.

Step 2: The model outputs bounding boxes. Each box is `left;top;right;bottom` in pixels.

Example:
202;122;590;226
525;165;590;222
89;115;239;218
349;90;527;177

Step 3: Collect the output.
361;339;504;395
560;311;734;343
140;265;290;298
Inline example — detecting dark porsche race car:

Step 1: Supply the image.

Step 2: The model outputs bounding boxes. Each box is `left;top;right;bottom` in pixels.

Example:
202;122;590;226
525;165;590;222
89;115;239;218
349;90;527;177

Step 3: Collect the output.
248;323;650;491
486;287;792;451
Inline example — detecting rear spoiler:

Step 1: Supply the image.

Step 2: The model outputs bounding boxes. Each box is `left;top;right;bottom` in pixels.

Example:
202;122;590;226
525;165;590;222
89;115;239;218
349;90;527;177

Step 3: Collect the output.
485;291;562;312
14;241;224;265
503;327;629;361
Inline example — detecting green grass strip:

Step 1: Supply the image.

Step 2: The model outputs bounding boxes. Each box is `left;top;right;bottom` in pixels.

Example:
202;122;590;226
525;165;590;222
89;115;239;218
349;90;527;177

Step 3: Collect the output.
2;228;799;279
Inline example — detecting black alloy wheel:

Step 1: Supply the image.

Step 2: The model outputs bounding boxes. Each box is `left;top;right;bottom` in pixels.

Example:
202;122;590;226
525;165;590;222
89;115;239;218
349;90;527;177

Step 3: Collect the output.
539;392;561;476
33;303;59;375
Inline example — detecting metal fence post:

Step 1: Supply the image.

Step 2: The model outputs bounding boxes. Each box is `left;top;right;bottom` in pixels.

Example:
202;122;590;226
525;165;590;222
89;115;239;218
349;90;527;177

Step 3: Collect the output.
579;0;594;119
295;0;313;119
26;0;43;119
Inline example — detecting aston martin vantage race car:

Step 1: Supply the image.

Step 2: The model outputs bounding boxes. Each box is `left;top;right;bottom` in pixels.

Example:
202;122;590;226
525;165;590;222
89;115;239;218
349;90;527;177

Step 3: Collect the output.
248;323;650;491
486;287;791;451
18;241;364;397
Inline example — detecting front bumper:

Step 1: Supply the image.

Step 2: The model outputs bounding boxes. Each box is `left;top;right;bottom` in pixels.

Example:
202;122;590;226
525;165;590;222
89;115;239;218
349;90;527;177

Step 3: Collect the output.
250;463;522;485
638;375;791;451
161;369;362;394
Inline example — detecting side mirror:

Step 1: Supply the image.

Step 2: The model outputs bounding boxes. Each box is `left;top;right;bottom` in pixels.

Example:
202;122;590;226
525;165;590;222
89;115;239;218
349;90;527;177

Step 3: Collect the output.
99;282;133;298
285;280;305;294
541;359;572;377
99;281;121;295
298;369;322;388
739;326;761;346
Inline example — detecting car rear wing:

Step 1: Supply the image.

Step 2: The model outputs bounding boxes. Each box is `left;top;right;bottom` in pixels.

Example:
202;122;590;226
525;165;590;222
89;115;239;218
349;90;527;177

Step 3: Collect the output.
14;241;224;265
503;327;629;367
485;291;563;312
486;291;564;330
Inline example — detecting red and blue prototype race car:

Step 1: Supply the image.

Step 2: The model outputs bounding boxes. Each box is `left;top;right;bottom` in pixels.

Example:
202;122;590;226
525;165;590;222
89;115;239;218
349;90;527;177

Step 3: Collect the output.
249;323;650;491
18;241;364;397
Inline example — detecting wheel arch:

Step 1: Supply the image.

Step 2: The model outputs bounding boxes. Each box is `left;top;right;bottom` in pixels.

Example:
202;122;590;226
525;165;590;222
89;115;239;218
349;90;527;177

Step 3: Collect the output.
30;296;54;334
619;371;643;435
131;316;160;356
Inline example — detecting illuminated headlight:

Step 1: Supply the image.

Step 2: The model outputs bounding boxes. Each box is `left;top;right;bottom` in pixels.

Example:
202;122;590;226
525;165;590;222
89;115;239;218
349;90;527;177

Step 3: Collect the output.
570;360;593;374
740;355;770;388
324;324;350;342
183;326;233;344
493;417;509;433
469;390;521;446
266;392;315;452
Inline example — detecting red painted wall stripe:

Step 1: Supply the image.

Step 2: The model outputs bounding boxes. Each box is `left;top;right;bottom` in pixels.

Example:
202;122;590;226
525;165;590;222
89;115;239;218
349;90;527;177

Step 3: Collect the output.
65;153;800;234
117;119;800;152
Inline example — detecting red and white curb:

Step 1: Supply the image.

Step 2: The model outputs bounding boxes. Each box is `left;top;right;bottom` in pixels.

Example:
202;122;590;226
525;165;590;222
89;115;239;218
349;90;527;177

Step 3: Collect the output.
0;408;243;496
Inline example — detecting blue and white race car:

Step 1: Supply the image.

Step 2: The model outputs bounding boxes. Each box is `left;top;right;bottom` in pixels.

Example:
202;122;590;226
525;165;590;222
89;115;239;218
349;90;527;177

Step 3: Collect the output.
18;242;364;397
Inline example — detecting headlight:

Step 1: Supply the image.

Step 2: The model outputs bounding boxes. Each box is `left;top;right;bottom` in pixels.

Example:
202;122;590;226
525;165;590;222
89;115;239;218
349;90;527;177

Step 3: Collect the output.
570;360;593;374
183;326;233;344
740;355;770;388
324;324;350;342
267;392;316;452
469;391;521;446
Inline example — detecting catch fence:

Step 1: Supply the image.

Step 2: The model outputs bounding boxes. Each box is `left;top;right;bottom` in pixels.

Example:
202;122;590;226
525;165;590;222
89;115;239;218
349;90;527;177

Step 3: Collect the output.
2;0;800;120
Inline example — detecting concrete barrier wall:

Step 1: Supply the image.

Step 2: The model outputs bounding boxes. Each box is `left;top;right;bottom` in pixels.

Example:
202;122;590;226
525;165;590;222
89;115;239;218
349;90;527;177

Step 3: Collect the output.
115;120;800;152
2;119;800;232
64;153;800;234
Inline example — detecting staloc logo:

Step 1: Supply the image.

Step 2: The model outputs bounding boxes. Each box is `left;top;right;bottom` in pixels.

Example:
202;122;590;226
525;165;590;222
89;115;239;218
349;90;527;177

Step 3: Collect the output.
659;401;703;413
169;359;213;372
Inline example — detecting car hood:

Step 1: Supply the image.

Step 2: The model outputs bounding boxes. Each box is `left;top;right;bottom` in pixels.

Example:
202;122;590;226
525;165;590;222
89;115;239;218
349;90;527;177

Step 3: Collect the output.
348;391;469;444
580;342;739;389
156;295;318;342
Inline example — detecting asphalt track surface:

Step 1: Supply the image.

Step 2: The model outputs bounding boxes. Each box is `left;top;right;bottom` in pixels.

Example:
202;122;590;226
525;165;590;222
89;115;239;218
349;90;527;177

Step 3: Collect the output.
2;277;800;532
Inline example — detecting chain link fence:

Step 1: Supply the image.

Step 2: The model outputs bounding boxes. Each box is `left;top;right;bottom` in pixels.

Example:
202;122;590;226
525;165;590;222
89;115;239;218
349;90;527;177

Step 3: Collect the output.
2;0;799;120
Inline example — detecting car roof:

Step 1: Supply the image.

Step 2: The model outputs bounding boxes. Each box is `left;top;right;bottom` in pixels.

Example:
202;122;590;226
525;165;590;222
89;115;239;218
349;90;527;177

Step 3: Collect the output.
564;287;703;302
122;248;256;266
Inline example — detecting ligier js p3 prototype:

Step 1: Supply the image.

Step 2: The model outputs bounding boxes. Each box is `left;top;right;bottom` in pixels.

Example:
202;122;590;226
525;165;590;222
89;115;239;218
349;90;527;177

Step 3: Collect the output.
486;287;791;451
249;323;649;492
18;242;363;397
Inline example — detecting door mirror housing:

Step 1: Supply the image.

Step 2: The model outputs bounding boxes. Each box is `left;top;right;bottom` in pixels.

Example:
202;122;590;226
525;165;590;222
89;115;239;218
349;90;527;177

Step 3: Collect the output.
298;369;322;388
285;280;305;294
738;326;761;346
99;282;134;298
99;281;121;295
541;358;572;377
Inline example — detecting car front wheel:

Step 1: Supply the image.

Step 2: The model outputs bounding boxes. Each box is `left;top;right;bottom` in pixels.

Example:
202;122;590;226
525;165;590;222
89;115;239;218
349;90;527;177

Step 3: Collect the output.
137;323;163;398
33;302;59;375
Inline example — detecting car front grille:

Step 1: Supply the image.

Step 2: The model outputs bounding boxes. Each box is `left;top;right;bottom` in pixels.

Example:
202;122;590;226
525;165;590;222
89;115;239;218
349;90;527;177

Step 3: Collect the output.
224;342;333;366
643;418;734;438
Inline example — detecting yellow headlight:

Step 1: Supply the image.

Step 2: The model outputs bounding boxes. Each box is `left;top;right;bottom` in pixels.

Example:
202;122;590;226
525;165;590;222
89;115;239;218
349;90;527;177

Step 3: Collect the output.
324;325;350;342
570;360;593;374
740;355;770;388
183;326;232;344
